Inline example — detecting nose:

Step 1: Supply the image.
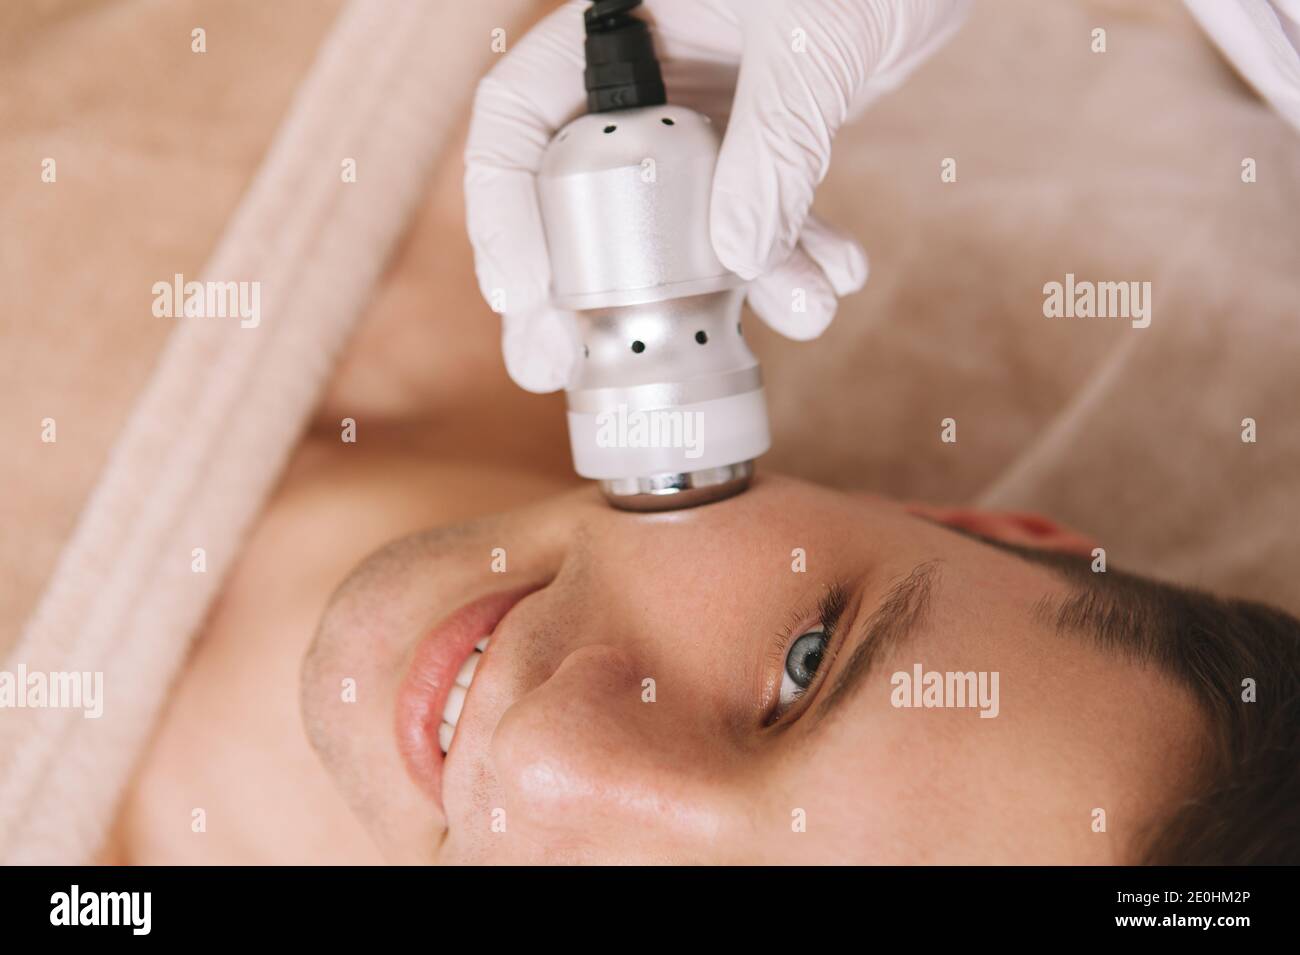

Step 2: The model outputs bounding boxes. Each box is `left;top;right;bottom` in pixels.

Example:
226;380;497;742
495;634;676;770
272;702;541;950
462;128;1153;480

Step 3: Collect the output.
477;484;803;857
490;640;731;859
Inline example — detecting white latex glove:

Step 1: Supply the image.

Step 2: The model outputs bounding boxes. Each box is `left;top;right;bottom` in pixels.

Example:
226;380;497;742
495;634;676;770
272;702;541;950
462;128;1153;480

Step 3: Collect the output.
465;0;971;392
1184;0;1300;131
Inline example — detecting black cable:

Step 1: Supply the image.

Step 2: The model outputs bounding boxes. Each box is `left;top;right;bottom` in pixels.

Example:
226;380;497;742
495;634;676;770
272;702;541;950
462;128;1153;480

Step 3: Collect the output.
583;0;666;113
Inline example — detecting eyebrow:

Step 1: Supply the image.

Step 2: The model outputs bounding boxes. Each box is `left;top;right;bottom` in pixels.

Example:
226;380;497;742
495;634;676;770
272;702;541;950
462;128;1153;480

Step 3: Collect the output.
810;560;942;728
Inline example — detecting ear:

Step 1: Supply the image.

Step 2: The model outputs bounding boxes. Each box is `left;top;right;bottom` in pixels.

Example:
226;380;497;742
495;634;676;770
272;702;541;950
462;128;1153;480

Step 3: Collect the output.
903;503;1098;557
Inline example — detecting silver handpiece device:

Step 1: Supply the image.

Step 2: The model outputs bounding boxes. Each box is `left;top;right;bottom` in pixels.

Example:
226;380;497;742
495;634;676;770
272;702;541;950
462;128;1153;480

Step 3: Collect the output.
536;0;770;511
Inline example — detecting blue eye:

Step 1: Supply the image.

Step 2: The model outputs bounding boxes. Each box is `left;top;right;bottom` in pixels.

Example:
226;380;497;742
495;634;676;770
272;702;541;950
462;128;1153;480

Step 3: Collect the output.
767;584;849;723
778;630;829;711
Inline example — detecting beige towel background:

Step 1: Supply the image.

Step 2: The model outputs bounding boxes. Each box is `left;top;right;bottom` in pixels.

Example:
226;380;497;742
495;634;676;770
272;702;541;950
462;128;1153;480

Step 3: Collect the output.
1;0;342;647
756;0;1300;609
0;0;1296;861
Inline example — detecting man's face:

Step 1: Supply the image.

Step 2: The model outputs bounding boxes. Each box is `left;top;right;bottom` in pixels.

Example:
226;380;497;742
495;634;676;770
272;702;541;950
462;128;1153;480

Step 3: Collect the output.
301;475;1202;864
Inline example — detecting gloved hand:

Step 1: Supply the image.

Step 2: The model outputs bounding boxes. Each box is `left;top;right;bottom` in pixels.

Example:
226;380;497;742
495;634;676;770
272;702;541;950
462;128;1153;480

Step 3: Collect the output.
465;0;971;392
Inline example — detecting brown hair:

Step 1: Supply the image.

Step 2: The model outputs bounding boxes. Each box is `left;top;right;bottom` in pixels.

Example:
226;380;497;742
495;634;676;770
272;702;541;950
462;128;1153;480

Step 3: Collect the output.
958;534;1300;864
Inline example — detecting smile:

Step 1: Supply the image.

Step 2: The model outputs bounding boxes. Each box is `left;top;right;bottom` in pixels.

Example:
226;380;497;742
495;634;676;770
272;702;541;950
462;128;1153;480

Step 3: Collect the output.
438;634;490;755
394;584;541;812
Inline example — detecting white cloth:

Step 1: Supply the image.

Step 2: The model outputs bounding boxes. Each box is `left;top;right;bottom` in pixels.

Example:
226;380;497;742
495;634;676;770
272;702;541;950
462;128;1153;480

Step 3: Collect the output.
1185;0;1300;130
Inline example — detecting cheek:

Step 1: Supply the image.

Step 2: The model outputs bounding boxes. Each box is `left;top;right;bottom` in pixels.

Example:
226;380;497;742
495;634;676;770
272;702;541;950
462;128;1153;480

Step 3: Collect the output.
754;720;914;864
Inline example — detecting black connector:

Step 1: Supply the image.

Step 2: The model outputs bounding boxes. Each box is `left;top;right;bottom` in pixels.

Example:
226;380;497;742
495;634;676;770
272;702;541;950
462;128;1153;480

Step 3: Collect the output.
583;0;666;113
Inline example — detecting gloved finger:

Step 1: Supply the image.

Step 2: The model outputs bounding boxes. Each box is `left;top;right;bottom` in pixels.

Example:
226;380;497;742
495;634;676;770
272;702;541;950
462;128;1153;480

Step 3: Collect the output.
464;1;588;317
467;168;553;321
745;244;840;342
798;214;869;298
711;0;971;278
709;5;863;280
501;305;583;394
745;214;867;340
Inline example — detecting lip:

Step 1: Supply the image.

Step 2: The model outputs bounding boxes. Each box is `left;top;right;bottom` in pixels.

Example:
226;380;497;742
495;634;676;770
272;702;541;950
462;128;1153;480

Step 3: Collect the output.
394;584;542;812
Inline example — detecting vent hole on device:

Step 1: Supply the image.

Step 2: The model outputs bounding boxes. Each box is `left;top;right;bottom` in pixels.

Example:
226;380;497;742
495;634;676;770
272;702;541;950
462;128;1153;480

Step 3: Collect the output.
695;330;708;344
661;117;675;126
603;125;617;134
631;340;646;354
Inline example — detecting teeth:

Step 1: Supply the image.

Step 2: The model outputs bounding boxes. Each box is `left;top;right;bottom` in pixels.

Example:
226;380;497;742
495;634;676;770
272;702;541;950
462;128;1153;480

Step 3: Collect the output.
439;640;489;756
443;684;467;724
455;652;480;688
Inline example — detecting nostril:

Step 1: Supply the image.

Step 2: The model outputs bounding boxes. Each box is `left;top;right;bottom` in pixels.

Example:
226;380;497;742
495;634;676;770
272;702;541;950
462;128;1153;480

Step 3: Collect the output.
694;330;708;345
631;340;645;354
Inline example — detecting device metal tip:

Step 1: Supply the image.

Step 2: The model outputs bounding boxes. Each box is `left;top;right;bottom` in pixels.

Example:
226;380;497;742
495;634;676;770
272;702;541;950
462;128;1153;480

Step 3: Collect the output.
599;461;754;511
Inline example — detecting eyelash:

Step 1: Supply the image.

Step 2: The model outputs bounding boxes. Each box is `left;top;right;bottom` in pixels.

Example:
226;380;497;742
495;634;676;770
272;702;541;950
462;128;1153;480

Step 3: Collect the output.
764;582;849;726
